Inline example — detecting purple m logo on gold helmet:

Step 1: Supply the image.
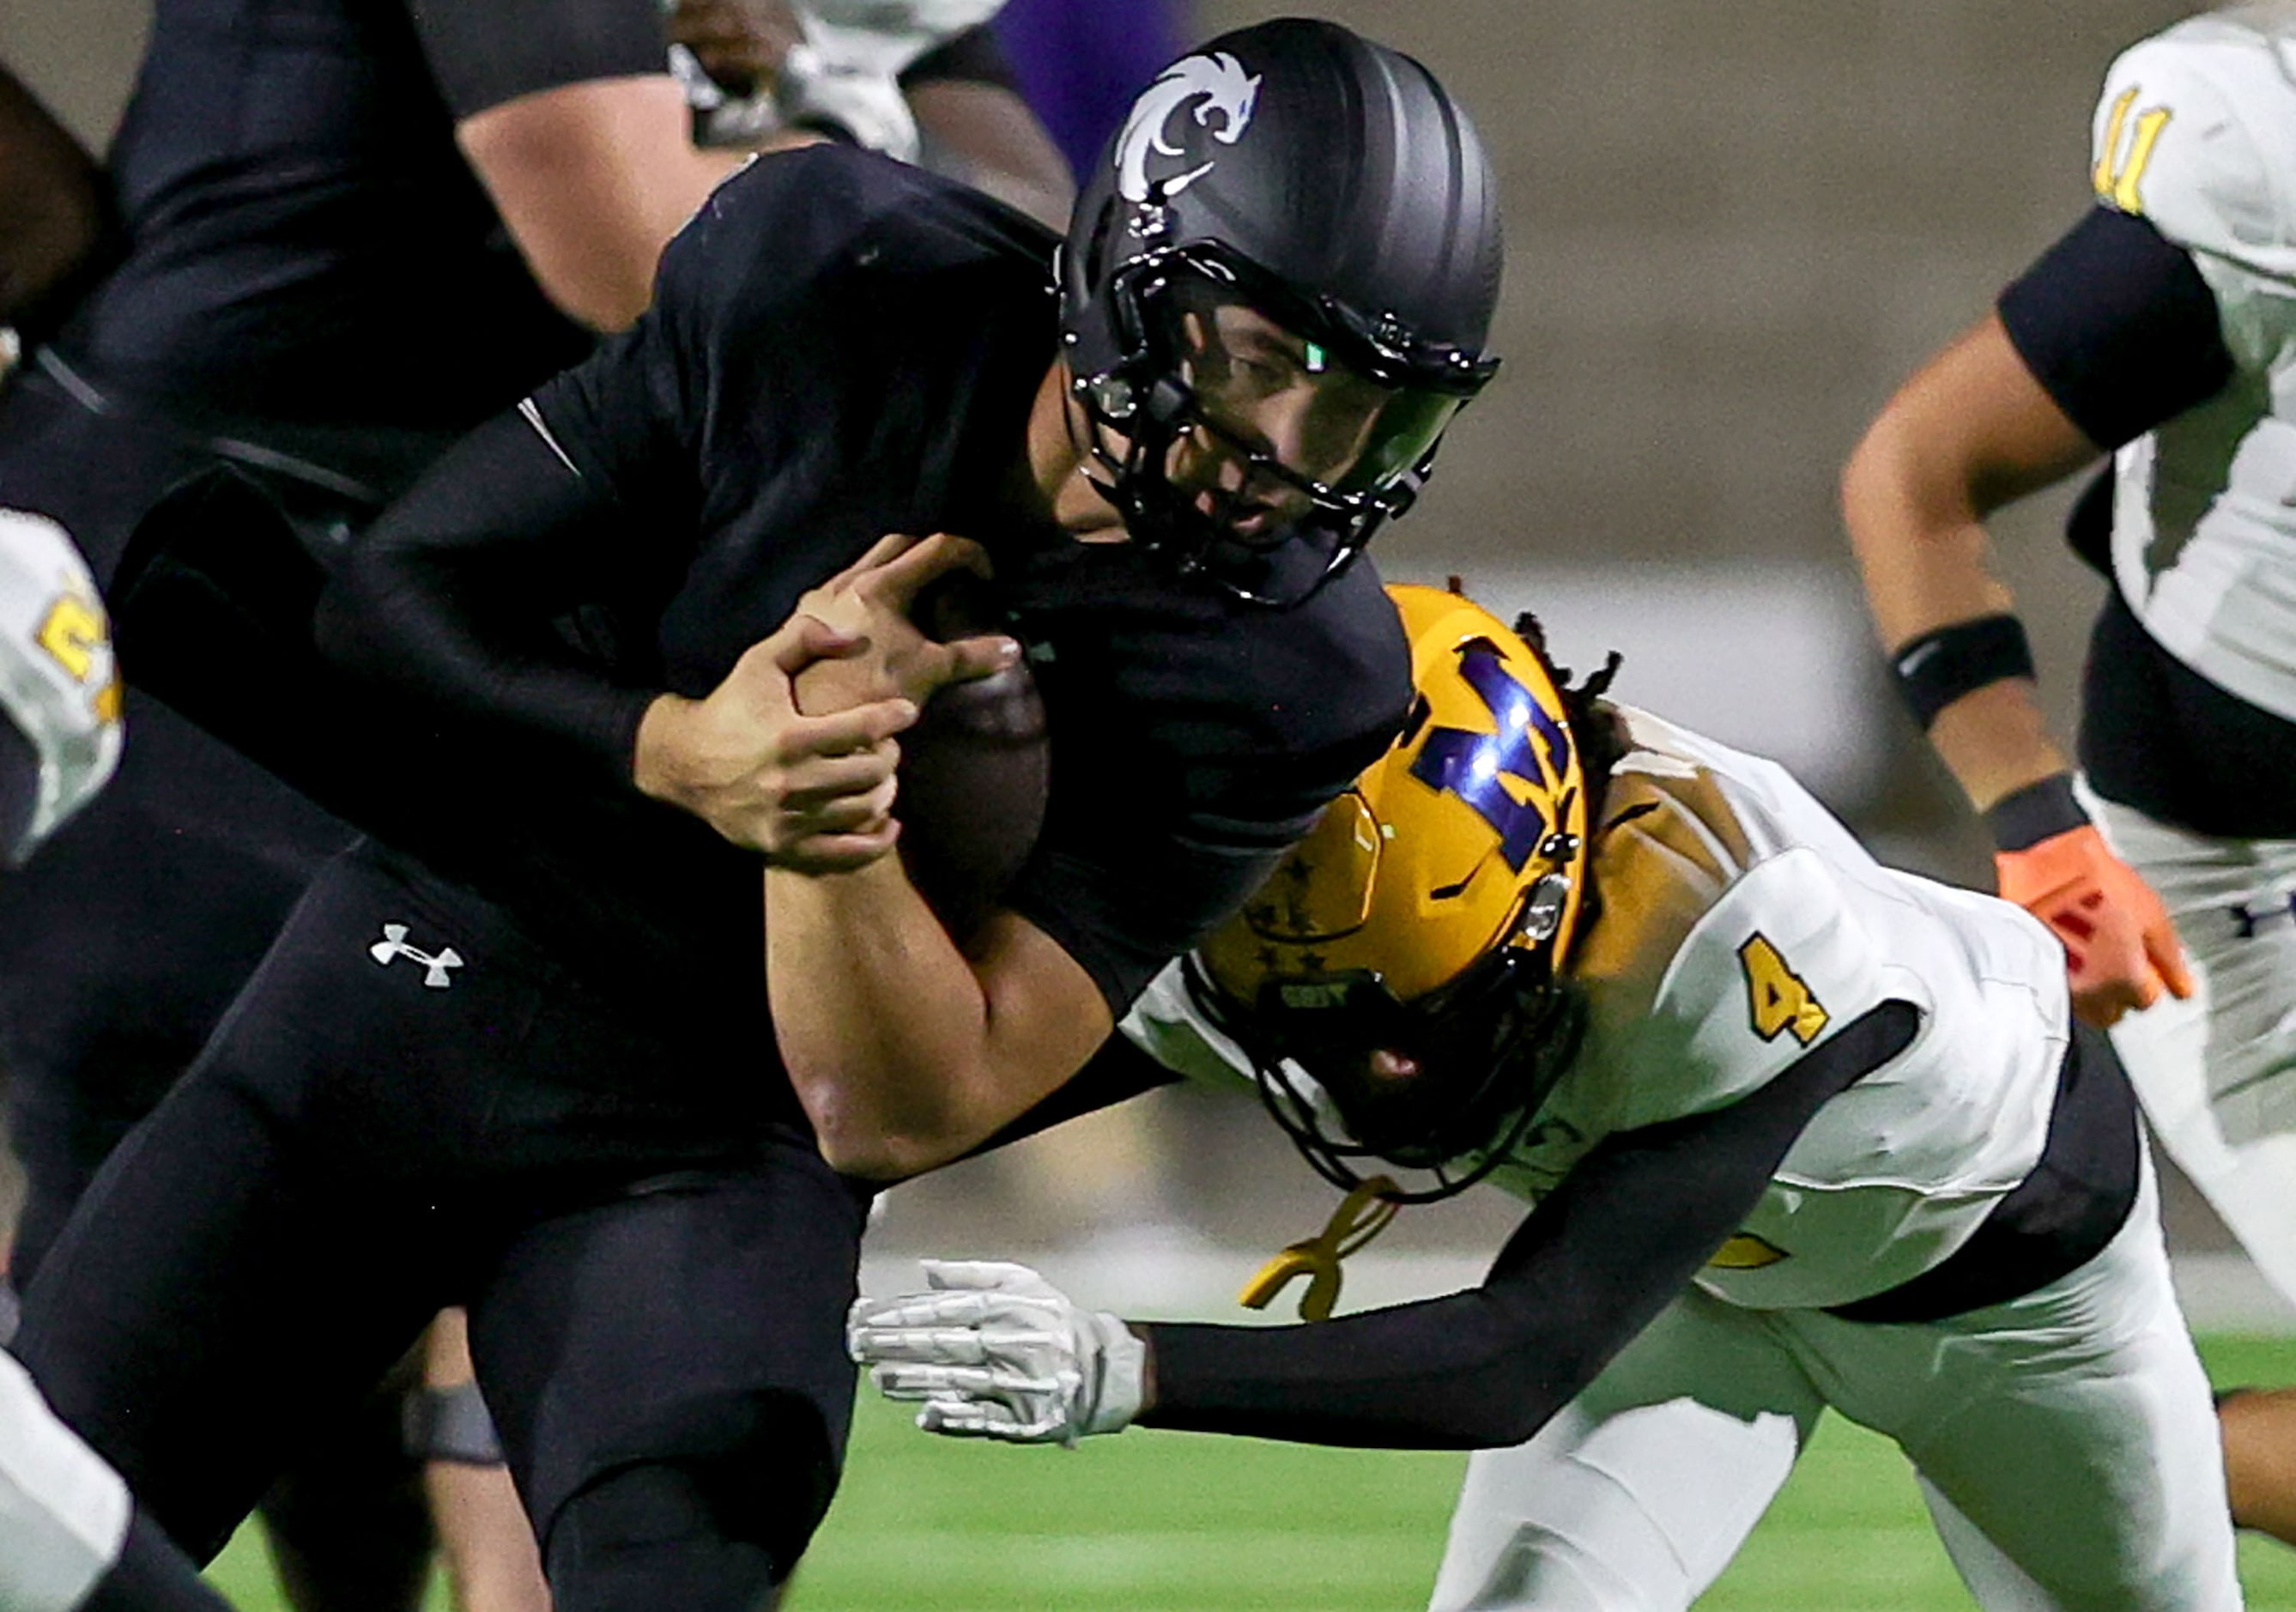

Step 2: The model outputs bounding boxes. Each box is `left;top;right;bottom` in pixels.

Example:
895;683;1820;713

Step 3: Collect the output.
1408;639;1573;873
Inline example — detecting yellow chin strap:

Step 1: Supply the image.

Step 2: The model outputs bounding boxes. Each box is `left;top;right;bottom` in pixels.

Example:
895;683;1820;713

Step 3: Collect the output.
1238;1176;1402;1322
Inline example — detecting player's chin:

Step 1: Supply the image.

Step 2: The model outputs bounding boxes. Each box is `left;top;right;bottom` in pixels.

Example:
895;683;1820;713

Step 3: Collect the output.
1190;488;1303;544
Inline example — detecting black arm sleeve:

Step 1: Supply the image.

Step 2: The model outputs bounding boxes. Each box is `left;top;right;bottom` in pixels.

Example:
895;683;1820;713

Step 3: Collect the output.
408;0;670;121
1997;206;2235;451
1142;1000;1921;1450
318;196;712;783
317;406;674;785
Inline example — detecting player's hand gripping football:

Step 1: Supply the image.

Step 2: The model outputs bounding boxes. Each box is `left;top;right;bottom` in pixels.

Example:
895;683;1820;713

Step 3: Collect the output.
793;530;1019;714
1996;825;2195;1028
849;1261;1148;1445
632;534;1015;870
633;611;916;870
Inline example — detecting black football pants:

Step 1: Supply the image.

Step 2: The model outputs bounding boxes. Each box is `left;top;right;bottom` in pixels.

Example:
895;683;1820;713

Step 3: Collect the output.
15;841;869;1612
0;367;352;1282
0;369;425;1610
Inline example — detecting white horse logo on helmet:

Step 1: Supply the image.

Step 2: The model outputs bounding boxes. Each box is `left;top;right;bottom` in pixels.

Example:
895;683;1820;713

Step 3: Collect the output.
1114;52;1262;204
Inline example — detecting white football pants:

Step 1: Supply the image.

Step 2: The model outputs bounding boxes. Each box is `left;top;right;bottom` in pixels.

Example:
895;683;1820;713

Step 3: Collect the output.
0;1348;130;1612
1427;1160;2239;1610
2085;783;2296;1308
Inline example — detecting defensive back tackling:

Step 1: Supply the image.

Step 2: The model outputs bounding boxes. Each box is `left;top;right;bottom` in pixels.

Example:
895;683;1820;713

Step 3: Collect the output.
854;588;2238;1611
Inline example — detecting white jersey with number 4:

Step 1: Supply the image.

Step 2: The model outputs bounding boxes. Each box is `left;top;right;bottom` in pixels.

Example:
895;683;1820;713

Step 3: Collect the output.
2092;4;2296;722
1124;706;2074;1312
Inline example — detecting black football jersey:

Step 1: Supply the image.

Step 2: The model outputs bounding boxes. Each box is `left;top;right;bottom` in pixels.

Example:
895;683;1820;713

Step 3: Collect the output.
324;145;1410;1076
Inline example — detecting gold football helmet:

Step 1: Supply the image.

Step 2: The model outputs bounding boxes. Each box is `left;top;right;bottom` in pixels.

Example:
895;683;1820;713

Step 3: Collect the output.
1196;583;1597;1200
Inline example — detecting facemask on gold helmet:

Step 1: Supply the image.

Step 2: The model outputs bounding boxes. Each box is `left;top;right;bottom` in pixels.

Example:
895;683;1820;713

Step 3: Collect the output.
1196;584;1599;1202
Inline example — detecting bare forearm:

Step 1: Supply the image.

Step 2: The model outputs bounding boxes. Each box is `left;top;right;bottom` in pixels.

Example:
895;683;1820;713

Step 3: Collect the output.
1844;469;2070;809
1844;316;2096;810
767;856;1112;1179
458;76;751;332
766;856;995;1177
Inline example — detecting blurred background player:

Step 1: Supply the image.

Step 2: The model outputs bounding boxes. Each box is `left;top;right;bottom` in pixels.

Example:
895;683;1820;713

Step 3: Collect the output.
0;506;233;1612
11;18;1498;1607
1842;0;2296;1545
0;55;234;1612
0;0;1064;1605
852;584;2240;1611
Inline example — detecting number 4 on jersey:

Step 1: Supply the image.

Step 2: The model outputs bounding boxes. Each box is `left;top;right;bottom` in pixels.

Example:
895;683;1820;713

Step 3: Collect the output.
1737;933;1828;1045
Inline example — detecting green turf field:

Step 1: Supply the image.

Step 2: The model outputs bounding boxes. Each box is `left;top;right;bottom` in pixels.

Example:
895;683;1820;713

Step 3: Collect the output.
203;1334;2296;1609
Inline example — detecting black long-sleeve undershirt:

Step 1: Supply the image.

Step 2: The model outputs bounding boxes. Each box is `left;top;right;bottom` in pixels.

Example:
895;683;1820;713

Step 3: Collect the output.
1142;1000;1920;1451
315;404;681;787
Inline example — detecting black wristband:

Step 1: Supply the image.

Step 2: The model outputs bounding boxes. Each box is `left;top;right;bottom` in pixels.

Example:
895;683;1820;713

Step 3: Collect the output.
1891;614;2037;730
1984;773;2091;851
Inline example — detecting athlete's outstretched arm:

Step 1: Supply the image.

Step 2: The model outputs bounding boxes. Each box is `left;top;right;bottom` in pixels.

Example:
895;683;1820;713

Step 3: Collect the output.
1843;207;2223;1026
854;1001;1917;1445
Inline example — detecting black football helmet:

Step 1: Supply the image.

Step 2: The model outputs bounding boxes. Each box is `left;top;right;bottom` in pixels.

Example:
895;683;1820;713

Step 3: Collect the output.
1058;18;1505;606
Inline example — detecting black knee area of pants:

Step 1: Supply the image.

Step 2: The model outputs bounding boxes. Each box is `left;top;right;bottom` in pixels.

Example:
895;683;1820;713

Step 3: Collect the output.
79;1507;233;1612
259;1354;435;1612
543;1390;842;1612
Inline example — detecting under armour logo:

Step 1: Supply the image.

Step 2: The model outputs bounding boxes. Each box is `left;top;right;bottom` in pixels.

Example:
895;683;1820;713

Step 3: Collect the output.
368;923;463;988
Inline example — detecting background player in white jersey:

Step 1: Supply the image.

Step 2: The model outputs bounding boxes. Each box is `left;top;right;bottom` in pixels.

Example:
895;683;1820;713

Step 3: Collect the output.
1843;1;2296;1541
0;506;227;1612
851;585;2239;1611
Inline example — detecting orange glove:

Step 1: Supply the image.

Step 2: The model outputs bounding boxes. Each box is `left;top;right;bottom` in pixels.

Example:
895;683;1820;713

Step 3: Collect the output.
1995;825;2196;1029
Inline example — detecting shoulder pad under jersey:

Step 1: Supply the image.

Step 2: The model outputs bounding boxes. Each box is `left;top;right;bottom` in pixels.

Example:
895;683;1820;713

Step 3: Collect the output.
2091;12;2296;281
1605;846;1896;1134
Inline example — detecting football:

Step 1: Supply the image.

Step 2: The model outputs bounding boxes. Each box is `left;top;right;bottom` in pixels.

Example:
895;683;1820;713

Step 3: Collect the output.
894;570;1050;935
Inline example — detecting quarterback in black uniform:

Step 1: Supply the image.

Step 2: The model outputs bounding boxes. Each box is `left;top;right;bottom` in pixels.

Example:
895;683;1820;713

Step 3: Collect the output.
15;20;1504;1611
0;3;1051;1602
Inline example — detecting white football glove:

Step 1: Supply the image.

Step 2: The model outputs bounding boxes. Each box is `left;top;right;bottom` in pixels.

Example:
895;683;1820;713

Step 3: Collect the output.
847;1260;1146;1445
780;0;1009;161
0;509;120;866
